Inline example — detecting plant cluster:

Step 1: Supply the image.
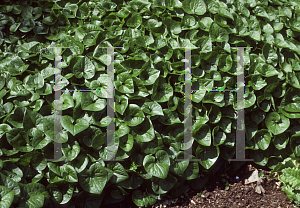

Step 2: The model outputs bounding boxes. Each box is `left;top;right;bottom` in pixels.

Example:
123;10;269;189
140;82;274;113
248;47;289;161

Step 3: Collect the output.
0;0;300;207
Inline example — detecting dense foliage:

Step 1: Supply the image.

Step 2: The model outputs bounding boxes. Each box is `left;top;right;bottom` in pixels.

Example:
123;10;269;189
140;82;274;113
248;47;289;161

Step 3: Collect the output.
0;0;300;207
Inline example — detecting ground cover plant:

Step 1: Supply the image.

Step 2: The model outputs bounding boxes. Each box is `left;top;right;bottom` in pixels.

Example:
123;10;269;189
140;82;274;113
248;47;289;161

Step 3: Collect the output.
0;0;300;207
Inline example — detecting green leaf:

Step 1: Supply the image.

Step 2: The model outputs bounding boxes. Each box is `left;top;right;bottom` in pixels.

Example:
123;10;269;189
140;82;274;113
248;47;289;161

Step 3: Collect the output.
62;141;80;161
152;174;177;194
218;54;233;72
90;74;111;98
0;172;20;201
118;172;143;190
158;109;181;125
115;95;128;115
60;36;84;55
23;108;43;129
83;31;100;47
139;68;160;85
71;154;88;175
287;72;300;89
218;117;232;133
19;183;50;208
0;76;5;91
250;150;268;166
162;17;182;34
141;100;164;116
198;17;213;32
250;75;267;90
275;33;290;48
182;15;196;28
127;13;142;28
182;160;199;180
208;105;221;124
77;2;90;19
196;146;220;169
193;123;211;146
254;129;272;150
263;23;274;34
151;77;173;102
182;0;206;15
107;162;129;184
203;92;225;107
140;136;164;155
10;84;30;97
170;152;189;176
119;134;134;152
124;104;145;127
62;3;78;18
168;96;179;111
273;132;289;150
43;115;55;140
60;94;75;110
78;163;107;194
209;22;229;42
61;164;78;182
130;77;150;98
20;41;40;53
0;124;12;139
115;123;130;139
280;88;300;113
81;92;106;111
24;73;45;90
143;150;170;179
212;126;226;146
131;117;155;142
265;112;290;135
50;183;74;205
262;43;278;66
8;107;26;128
115;72;134;94
192;91;206;103
254;6;269;18
19;18;35;33
0;187;14;208
280;167;300;190
290;18;300;32
218;7;234;20
132;189;156;207
245;91;256;108
255;63;279;77
73;56;95;79
62;115;89;136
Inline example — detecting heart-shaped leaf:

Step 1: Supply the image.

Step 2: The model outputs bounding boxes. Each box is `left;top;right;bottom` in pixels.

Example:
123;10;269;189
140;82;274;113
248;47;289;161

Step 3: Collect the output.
78;163;107;194
62;115;89;136
143;150;170;179
81;92;106;111
254;129;272;150
265;112;290;135
73;56;95;79
124;104;145;127
196;146;220;169
193;123;211;146
115;95;128;115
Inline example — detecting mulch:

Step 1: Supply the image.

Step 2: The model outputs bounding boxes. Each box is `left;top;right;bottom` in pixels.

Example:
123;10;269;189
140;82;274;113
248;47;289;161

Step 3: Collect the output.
101;161;299;208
